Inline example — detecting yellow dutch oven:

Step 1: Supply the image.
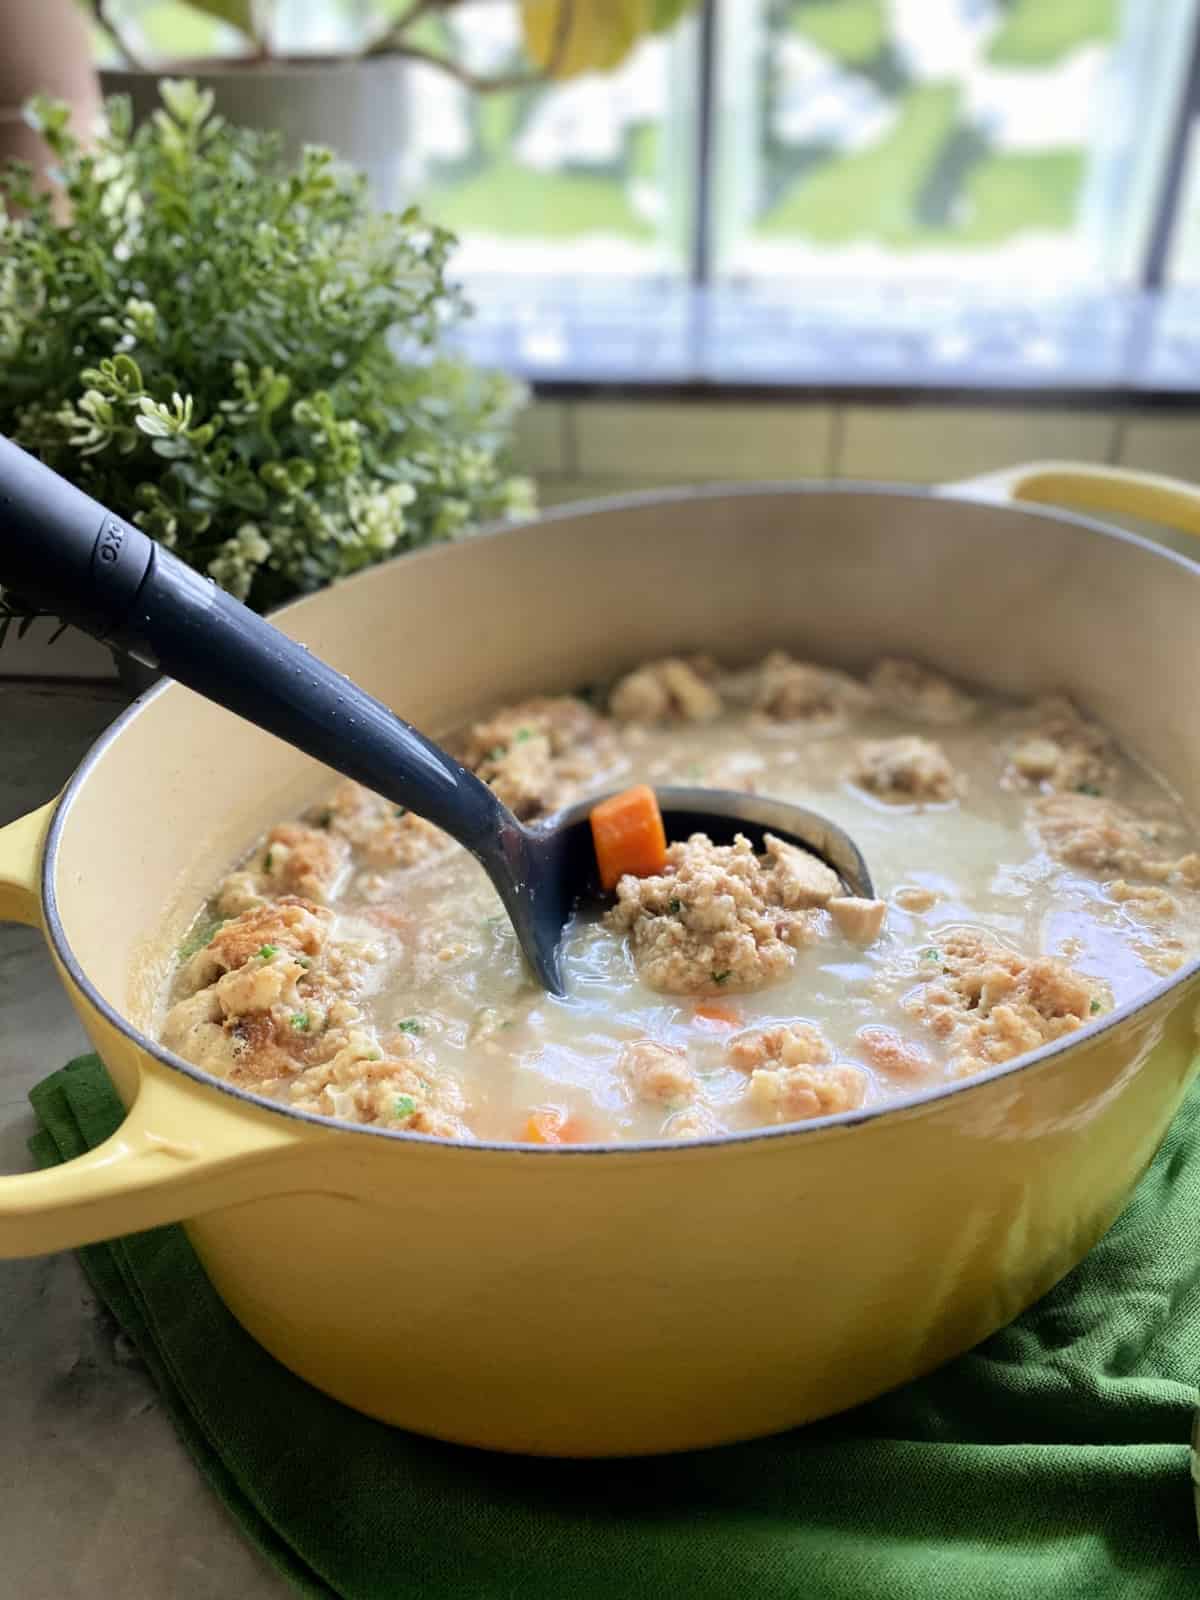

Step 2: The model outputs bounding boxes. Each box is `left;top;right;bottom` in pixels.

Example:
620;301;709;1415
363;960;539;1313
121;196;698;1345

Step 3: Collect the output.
3;459;1200;1458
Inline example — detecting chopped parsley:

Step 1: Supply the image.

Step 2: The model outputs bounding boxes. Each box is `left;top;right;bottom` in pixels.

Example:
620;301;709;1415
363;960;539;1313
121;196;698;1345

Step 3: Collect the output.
290;1012;311;1032
394;805;408;818
257;944;278;960
712;970;731;985
513;726;535;743
1090;999;1102;1014
396;1018;423;1035
366;1050;382;1062
668;898;683;914
296;955;312;968
488;744;507;761
263;850;275;873
314;808;333;828
393;1095;417;1119
920;948;940;961
1075;783;1102;797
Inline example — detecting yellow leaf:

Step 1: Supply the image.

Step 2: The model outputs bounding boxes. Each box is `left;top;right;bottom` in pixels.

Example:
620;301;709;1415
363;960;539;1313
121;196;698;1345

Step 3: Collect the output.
520;0;649;80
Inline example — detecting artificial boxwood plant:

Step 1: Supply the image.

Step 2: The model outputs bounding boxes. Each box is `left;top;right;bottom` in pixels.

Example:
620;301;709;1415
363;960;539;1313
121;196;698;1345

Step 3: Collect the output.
0;79;533;637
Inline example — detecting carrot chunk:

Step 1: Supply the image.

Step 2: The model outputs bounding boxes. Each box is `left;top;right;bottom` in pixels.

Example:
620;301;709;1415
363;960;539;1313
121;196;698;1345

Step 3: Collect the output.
523;1109;564;1144
590;784;668;892
522;1108;590;1144
693;1000;743;1029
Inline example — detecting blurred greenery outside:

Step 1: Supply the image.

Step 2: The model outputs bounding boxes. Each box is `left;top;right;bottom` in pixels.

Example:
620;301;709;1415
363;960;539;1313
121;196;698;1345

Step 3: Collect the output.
756;0;1113;249
434;160;654;239
100;0;221;56
91;0;1119;256
415;0;1114;252
986;0;1117;66
790;0;887;64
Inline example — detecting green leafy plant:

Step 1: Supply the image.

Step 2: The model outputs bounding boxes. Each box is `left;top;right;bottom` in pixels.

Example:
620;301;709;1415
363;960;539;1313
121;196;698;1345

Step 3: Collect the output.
0;80;534;626
88;1;701;88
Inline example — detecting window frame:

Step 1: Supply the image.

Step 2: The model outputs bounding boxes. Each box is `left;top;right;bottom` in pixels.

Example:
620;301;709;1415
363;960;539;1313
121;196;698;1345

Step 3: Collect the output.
455;0;1200;398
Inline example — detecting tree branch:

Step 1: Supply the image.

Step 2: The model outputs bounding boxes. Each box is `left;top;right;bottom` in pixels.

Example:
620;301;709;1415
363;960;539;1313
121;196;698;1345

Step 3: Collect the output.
357;39;539;92
361;0;441;52
93;0;151;72
361;0;448;60
364;0;576;90
91;0;578;90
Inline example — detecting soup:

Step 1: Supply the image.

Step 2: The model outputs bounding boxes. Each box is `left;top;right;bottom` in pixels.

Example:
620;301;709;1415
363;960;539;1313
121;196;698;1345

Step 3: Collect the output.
159;654;1200;1143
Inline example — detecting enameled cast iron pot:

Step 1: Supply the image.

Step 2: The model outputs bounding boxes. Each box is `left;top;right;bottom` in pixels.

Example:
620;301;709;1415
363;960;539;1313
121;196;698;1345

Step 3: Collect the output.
3;459;1200;1458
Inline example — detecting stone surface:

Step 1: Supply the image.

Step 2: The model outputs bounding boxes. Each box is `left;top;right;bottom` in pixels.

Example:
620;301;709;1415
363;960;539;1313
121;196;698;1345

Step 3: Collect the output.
0;681;289;1598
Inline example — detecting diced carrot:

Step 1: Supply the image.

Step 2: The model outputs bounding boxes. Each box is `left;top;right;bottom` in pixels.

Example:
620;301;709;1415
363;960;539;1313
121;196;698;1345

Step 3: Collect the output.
590;784;668;892
693;1000;743;1029
521;1108;591;1145
523;1109;563;1144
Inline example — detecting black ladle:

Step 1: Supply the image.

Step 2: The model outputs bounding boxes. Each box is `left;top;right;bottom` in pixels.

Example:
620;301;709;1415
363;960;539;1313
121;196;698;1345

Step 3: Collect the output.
0;434;873;994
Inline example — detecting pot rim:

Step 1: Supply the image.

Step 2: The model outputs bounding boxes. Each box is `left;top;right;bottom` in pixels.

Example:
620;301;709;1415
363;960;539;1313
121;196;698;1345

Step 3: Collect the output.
41;479;1200;1157
100;58;404;79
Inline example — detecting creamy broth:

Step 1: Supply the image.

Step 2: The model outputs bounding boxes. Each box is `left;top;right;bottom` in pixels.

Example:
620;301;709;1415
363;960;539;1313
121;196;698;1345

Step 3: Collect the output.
160;656;1200;1143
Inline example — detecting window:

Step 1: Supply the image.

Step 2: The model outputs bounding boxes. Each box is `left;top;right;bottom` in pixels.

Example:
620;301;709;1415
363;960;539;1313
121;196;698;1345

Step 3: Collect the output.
92;0;1200;388
715;0;1177;285
405;7;695;278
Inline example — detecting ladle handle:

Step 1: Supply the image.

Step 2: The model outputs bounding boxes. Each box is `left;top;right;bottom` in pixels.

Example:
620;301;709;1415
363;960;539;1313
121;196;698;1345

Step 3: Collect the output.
0;434;512;854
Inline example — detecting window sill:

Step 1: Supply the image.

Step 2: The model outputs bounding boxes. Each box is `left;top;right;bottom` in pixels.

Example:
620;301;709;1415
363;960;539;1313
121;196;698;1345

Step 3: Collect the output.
452;278;1200;404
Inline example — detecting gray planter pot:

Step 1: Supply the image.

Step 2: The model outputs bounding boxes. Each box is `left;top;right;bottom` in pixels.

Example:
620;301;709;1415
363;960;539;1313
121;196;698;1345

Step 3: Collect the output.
101;56;416;210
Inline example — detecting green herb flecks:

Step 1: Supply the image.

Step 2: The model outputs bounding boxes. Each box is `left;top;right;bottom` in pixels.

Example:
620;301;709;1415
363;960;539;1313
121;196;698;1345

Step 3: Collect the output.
257;944;278;960
712;970;731;985
314;809;333;828
263;850;275;874
396;1019;423;1035
290;1012;311;1032
668;898;683;914
920;948;940;962
513;727;535;743
1090;999;1102;1014
394;806;408;819
393;1095;417;1119
1075;783;1102;797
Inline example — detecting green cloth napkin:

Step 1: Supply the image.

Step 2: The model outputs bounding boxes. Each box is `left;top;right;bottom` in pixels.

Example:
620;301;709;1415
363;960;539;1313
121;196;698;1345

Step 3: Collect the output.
30;1055;1200;1599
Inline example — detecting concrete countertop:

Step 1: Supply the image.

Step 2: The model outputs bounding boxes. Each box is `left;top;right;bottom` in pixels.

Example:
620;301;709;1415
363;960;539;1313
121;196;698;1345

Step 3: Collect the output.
1;680;290;1599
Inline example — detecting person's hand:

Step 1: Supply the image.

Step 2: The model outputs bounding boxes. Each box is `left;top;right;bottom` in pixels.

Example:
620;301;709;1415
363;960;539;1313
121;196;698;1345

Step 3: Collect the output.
1;0;101;181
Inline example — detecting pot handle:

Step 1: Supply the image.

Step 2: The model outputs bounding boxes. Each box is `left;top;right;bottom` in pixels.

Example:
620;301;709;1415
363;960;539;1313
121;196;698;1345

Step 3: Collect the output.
941;459;1200;538
0;803;314;1258
0;798;51;926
